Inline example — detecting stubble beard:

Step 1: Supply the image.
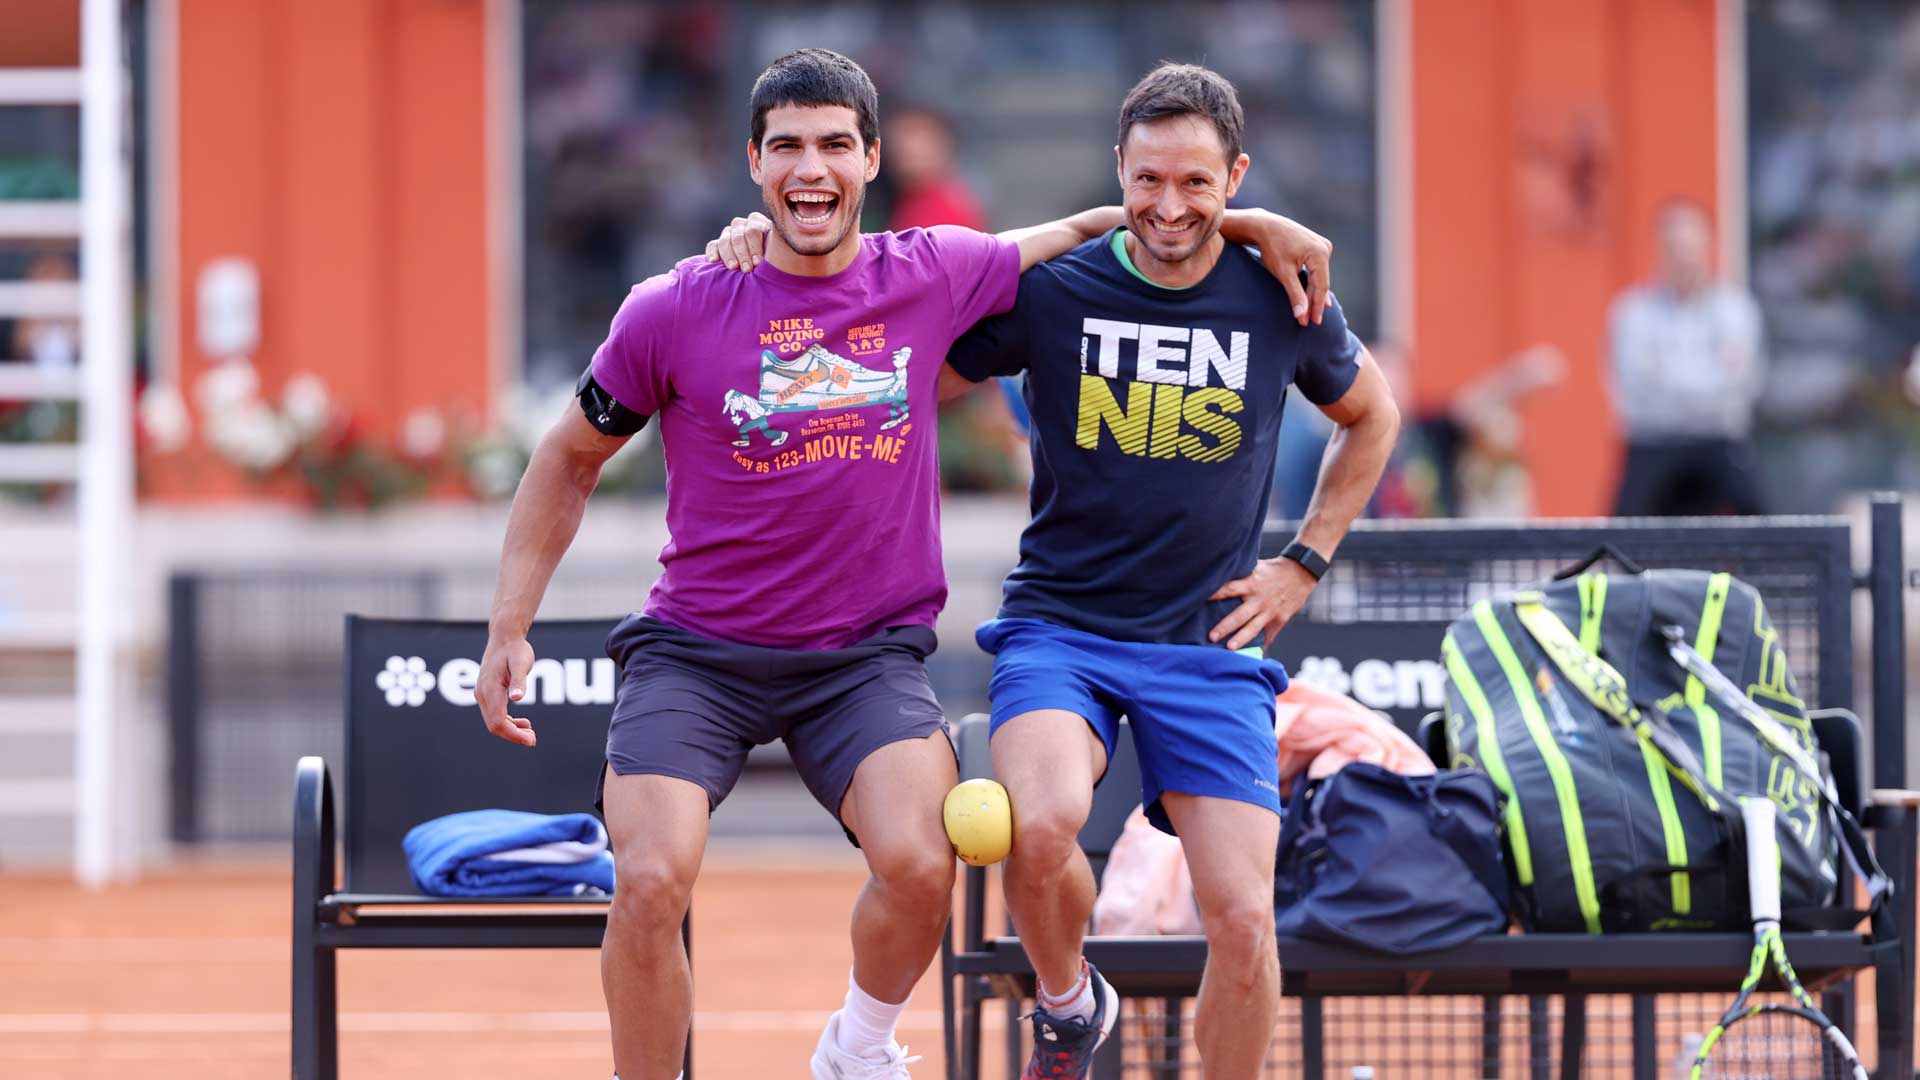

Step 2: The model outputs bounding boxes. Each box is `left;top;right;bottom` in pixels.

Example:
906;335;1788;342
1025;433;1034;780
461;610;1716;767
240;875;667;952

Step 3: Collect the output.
764;186;866;258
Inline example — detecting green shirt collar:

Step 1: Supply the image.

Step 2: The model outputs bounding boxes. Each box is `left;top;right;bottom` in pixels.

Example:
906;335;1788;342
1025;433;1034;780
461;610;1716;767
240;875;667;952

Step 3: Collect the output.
1111;229;1196;291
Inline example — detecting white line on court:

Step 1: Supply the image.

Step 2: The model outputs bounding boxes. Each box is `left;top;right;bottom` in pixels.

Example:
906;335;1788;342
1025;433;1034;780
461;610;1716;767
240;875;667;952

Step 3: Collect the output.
0;1009;954;1036
0;937;284;962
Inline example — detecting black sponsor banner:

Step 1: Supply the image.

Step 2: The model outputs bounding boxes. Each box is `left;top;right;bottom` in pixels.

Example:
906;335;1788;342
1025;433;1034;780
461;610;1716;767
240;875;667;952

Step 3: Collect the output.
344;617;620;894
1266;620;1452;735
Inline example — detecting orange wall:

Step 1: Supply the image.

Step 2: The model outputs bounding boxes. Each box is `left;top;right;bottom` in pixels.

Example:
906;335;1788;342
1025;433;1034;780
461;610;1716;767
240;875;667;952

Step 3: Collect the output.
0;0;79;66
159;1;488;500
157;0;1724;511
1411;0;1721;516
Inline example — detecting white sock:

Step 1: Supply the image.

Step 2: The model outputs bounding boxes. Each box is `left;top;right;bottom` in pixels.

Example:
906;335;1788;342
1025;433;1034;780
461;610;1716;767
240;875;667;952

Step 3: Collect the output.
1037;961;1096;1022
835;969;909;1060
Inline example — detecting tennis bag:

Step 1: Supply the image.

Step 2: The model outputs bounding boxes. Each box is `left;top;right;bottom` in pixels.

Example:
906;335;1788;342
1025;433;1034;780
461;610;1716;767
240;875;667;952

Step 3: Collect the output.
1273;763;1511;953
1441;567;1865;934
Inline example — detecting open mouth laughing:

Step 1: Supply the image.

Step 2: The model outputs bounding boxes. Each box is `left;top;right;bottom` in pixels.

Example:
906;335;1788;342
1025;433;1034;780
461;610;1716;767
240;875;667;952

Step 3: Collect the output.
786;190;840;229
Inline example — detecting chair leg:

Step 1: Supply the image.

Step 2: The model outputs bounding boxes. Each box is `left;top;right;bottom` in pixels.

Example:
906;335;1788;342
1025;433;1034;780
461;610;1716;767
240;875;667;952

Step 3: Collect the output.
1480;994;1502;1080
1091;1000;1123;1079
958;978;982;1080
1560;992;1587;1080
1301;996;1325;1080
291;936;336;1080
1527;995;1550;1080
1004;995;1021;1078
940;935;955;1080
1630;994;1657;1080
682;909;693;1080
1157;995;1181;1073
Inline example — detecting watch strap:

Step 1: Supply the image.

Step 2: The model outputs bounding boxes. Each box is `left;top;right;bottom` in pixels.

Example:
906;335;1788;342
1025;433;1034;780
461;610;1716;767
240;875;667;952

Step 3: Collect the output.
1280;540;1330;581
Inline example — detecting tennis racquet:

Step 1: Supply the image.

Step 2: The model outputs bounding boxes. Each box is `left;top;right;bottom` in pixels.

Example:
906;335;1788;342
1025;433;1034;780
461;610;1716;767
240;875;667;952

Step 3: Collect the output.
1661;628;1832;803
1689;798;1867;1079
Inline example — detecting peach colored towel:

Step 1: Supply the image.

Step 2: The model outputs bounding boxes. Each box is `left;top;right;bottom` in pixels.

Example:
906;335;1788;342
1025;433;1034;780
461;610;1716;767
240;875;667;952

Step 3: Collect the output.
1274;681;1434;797
1091;808;1203;935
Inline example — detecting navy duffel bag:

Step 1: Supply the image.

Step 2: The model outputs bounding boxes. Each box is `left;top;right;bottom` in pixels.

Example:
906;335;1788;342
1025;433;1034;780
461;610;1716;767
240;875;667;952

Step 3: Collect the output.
1274;763;1511;953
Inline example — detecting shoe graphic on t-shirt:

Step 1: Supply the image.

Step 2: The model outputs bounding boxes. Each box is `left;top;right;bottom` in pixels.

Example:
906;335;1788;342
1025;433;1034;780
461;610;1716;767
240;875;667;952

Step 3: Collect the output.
749;345;910;415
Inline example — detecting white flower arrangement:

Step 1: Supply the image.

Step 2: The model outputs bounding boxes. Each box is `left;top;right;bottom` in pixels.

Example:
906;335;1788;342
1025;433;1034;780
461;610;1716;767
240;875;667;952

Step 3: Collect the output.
137;366;657;508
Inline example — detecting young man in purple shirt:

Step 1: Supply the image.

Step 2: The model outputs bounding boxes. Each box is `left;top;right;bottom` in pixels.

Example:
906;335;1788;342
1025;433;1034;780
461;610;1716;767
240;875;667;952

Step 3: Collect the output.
476;48;1336;1080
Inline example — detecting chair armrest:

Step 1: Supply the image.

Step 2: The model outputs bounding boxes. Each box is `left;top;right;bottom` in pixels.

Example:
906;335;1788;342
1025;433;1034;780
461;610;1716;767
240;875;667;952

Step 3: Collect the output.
1417;711;1448;769
1808;708;1866;818
293;756;337;916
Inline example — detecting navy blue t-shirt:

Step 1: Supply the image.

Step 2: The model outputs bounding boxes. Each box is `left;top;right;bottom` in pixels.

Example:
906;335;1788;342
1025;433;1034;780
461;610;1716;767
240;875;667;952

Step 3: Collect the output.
947;229;1363;645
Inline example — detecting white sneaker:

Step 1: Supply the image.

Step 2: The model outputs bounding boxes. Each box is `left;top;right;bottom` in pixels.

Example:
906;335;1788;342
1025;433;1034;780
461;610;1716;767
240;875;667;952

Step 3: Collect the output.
810;1010;922;1078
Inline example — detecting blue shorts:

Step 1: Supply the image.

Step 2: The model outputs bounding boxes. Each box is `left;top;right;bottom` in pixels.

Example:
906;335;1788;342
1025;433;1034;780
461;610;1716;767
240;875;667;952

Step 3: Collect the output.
977;617;1288;835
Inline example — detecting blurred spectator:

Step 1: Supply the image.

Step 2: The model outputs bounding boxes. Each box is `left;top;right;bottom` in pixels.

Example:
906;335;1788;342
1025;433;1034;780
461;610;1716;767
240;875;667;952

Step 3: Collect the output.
12;252;79;369
1274;341;1565;520
0;251;81;500
879;105;1026;492
882;106;986;233
1744;1;1920;505
1607;200;1767;516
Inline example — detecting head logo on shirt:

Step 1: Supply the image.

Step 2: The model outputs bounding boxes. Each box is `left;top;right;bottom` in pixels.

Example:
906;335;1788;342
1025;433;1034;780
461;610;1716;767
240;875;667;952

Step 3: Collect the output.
1075;317;1250;463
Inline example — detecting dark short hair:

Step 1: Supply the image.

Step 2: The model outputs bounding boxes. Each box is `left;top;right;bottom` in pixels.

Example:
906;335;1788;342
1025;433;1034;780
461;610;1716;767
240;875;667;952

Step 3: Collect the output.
1118;63;1244;164
749;48;880;150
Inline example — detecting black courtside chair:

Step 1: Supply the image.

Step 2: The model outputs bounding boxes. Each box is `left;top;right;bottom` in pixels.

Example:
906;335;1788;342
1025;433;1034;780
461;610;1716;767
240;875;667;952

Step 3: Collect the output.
292;617;692;1080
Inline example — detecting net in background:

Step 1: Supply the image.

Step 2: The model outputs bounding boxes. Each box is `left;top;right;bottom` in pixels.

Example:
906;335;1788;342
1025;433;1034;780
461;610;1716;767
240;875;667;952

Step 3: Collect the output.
1103;990;1859;1078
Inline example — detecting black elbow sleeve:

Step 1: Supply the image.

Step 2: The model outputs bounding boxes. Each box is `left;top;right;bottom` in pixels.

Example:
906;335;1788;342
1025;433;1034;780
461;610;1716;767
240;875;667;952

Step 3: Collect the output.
576;368;649;437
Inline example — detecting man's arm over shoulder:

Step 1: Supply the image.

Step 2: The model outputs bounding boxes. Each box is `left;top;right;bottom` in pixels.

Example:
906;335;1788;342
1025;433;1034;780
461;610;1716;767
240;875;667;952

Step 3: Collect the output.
916;223;1024;332
919;209;1120;336
995;208;1124;272
1220;209;1334;326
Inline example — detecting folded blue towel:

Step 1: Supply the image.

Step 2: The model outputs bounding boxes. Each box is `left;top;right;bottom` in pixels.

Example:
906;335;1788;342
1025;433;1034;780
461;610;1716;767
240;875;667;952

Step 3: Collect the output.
404;809;616;898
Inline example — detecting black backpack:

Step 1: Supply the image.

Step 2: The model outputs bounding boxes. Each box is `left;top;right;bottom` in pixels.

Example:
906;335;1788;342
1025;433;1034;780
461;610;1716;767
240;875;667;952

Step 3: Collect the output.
1442;567;1885;933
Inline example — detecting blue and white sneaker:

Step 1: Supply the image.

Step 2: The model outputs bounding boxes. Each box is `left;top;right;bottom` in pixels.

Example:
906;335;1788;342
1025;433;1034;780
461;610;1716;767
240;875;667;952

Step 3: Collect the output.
1021;962;1118;1079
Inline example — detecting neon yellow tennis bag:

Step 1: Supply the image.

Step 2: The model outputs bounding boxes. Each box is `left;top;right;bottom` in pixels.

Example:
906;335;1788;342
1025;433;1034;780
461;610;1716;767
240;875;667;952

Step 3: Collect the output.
1440;569;1857;934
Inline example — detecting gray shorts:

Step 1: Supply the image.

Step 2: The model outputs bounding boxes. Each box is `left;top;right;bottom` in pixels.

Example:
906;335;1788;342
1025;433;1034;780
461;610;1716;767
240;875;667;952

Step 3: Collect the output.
594;614;950;842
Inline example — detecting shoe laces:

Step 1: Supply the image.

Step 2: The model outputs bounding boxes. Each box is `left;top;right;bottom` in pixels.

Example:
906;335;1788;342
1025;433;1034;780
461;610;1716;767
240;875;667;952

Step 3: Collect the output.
830;1043;923;1079
1022;1009;1100;1076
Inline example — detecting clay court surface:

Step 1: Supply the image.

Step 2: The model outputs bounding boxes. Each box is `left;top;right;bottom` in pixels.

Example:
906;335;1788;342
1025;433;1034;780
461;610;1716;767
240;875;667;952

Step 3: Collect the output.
0;849;992;1079
3;853;1911;1079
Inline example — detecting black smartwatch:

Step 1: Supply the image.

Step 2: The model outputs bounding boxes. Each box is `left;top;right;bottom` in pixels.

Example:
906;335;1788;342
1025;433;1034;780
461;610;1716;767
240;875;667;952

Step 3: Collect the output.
1279;540;1330;581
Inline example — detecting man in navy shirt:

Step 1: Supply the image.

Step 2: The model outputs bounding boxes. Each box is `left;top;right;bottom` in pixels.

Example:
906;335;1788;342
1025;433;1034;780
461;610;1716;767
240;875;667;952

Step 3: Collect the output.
945;64;1399;1077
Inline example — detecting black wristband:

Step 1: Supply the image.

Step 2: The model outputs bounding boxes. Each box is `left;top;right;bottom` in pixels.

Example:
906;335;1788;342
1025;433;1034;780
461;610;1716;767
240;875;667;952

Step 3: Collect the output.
575;368;649;437
1280;540;1330;581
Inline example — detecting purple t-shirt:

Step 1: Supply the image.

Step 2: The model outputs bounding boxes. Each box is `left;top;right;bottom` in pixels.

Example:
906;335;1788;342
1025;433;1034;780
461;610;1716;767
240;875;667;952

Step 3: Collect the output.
591;226;1020;650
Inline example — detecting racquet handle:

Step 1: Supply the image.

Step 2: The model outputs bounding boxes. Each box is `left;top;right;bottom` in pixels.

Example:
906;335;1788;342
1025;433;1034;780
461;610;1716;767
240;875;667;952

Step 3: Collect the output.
1741;797;1781;924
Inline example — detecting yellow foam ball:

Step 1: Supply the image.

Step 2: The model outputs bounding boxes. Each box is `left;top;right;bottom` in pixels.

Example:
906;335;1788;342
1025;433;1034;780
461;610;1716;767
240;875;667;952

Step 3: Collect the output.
943;778;1012;867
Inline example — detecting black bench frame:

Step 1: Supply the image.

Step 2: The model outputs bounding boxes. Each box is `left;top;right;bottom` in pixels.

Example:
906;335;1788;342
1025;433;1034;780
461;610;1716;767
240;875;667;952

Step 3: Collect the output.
290;618;692;1080
941;497;1917;1079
